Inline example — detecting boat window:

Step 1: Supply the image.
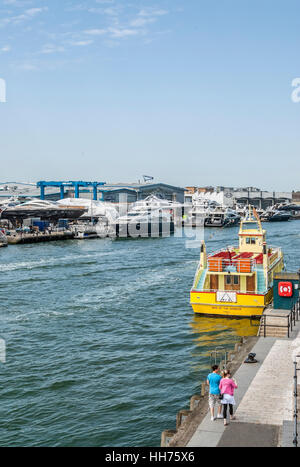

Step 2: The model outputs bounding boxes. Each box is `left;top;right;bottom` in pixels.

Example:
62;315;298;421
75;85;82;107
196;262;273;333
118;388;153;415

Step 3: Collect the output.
226;275;232;285
246;237;256;244
243;222;258;230
233;275;239;285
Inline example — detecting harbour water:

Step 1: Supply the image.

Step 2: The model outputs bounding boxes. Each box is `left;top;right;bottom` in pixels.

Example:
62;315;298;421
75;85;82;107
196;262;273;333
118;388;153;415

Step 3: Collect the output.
1;222;300;447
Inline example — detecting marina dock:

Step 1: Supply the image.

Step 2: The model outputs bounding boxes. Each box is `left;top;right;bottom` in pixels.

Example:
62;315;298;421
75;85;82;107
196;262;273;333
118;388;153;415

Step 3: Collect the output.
6;231;75;244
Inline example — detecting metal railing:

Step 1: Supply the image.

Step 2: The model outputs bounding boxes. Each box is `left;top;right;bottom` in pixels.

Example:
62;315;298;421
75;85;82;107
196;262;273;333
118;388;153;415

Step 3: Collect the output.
210;347;229;369
208;257;257;273
260;300;300;338
293;357;299;447
201;288;262;295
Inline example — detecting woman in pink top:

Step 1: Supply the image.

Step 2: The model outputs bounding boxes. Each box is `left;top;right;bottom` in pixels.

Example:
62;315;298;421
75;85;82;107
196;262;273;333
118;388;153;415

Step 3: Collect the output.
219;370;238;426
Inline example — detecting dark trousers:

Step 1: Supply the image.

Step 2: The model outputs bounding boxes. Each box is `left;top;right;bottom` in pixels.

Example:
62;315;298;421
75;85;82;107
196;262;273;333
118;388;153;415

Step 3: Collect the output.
223;403;233;419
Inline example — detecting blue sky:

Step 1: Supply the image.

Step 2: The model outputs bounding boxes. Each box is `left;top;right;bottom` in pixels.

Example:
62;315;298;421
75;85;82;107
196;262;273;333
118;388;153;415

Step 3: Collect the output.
0;0;300;190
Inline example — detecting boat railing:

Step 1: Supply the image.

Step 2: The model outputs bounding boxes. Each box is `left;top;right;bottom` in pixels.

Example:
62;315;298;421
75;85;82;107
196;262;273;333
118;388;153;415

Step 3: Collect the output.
192;267;200;288
208;257;257;273
269;251;281;266
207;246;237;257
193;264;204;289
201;287;261;294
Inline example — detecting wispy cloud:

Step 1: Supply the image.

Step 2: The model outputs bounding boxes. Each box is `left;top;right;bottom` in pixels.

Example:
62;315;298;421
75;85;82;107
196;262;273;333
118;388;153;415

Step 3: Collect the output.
82;3;170;42
0;45;11;52
39;43;65;55
0;1;176;70
0;5;48;26
69;39;94;46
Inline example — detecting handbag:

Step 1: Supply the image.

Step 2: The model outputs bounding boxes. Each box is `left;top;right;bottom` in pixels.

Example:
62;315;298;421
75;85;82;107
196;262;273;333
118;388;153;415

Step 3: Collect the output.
219;393;224;400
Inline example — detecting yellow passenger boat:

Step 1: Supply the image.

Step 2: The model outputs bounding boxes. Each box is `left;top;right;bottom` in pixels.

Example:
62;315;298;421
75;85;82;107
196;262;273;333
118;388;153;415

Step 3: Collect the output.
190;206;284;318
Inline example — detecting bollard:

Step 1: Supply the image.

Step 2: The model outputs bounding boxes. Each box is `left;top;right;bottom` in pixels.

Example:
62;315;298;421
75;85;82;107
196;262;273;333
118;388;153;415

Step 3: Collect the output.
161;429;177;447
190;394;202;411
201;382;206;396
176;410;192;430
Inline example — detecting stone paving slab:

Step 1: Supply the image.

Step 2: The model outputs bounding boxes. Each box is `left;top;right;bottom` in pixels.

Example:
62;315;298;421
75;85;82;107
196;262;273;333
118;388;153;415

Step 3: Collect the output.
281;420;300;447
217;422;279;447
235;339;294;425
188;430;224;448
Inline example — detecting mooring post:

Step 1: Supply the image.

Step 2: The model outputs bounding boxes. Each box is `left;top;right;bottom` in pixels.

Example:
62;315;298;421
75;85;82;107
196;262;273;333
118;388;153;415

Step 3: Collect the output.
190;394;202;411
176;410;192;430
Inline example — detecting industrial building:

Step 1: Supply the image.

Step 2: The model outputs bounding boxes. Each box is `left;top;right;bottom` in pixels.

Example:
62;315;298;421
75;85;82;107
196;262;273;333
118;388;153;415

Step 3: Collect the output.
0;181;185;205
99;183;185;204
0;182;60;201
185;186;292;208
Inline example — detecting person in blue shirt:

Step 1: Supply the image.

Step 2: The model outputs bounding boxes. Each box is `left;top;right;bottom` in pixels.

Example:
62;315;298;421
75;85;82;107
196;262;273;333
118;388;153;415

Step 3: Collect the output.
206;365;223;421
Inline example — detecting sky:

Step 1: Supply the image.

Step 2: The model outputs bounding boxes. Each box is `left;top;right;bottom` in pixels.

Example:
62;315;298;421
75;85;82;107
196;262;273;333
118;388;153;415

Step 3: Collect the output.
0;0;300;190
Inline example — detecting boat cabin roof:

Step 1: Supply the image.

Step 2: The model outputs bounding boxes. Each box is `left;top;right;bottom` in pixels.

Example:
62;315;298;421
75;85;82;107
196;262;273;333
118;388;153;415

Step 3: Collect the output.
209;248;273;265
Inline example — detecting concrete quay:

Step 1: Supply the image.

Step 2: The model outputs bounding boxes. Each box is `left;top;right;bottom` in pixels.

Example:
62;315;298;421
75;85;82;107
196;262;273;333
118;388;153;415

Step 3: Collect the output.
185;323;300;448
6;231;75;244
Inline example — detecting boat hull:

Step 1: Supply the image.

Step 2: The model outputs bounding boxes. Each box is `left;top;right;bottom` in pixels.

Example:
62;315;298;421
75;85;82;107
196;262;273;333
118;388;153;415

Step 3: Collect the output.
190;289;273;318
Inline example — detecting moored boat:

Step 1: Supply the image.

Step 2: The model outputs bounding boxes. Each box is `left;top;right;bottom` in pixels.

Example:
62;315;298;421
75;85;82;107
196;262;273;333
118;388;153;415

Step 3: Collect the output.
0;230;8;247
112;208;175;238
188;201;240;228
190;206;285;317
260;208;291;222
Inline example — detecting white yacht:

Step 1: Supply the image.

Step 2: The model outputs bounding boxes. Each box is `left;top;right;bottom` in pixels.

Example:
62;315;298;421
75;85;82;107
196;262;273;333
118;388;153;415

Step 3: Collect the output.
130;195;182;212
188;198;240;228
1;198;87;221
112;205;175;238
0;230;8;247
57;198;120;239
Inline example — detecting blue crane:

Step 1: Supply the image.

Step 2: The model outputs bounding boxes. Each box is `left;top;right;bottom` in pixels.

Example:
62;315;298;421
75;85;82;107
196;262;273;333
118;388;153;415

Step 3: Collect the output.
37;181;106;201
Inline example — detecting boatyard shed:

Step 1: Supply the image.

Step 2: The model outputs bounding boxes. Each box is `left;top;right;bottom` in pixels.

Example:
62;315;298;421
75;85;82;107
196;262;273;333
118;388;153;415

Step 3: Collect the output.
99;183;185;204
0;182;61;201
1;181;185;204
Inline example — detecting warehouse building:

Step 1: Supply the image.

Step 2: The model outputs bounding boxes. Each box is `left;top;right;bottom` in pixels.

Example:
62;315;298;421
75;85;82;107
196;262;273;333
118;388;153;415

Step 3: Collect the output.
99;182;185;204
0;181;185;205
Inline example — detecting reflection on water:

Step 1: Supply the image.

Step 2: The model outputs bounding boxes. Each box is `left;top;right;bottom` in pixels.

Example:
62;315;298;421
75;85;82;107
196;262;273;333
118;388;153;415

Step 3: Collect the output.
188;315;258;379
190;314;259;340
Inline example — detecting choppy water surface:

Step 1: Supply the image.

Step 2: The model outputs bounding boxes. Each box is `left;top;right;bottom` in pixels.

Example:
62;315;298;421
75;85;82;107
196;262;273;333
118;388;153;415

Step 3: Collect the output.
1;222;299;446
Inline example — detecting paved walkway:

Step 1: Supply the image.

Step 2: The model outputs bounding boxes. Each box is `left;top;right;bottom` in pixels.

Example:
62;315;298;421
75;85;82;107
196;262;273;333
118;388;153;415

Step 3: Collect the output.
235;340;293;425
187;326;300;447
